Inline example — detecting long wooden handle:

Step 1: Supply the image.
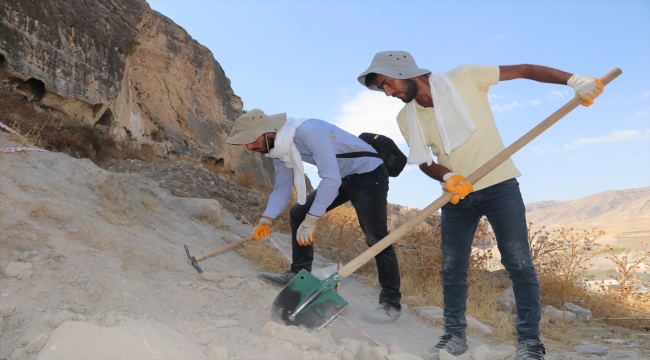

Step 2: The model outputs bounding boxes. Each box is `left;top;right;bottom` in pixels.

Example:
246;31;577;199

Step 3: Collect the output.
339;68;622;278
195;235;255;262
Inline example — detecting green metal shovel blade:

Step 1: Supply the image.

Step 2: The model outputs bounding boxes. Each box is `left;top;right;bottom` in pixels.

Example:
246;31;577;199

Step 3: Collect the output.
271;270;348;332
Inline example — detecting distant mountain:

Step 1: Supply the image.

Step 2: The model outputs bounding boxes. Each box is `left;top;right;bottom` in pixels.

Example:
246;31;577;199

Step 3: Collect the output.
525;187;650;237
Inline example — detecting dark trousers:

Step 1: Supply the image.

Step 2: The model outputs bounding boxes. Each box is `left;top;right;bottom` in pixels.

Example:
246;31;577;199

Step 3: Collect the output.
440;178;540;342
289;164;401;308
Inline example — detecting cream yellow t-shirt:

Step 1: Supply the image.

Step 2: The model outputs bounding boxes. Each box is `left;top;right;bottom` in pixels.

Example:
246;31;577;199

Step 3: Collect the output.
397;65;521;191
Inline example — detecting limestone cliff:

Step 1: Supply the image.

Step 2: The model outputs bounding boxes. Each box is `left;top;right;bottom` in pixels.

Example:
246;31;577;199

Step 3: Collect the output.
0;0;274;187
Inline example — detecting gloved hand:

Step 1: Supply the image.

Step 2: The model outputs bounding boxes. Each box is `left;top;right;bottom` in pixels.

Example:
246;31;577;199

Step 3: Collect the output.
252;217;273;242
567;74;604;107
443;173;473;205
296;213;319;246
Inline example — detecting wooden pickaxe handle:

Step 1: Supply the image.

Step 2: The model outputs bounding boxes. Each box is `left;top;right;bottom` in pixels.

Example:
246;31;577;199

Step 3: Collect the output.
194;234;255;262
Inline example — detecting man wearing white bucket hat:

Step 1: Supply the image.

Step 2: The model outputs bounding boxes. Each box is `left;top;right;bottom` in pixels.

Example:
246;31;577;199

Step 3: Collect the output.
358;51;604;359
226;109;403;324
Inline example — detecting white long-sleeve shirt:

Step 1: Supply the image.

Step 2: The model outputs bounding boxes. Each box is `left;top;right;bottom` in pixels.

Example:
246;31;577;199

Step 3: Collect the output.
262;119;383;218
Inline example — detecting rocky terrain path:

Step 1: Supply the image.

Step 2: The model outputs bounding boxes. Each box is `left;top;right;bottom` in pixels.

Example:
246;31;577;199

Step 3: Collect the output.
1;133;648;360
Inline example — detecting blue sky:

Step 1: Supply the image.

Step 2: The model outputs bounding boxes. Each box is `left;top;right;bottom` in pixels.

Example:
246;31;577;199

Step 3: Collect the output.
149;0;649;210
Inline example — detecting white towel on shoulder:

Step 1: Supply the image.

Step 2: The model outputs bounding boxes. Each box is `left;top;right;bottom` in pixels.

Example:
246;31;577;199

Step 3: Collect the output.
406;73;477;165
266;117;310;205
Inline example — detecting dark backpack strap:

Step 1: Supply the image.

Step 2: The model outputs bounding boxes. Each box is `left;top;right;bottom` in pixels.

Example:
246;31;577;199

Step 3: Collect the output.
335;152;382;159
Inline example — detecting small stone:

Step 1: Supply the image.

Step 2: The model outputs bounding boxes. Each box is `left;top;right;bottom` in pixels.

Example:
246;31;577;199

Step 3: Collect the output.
208;346;229;360
341;339;361;355
602;331;622;339
466;315;492;334
2;262;33;278
562;303;592;323
41;310;73;329
573;343;608;356
603;339;625;344
214;319;240;328
179;281;193;287
470;345;490;360
201;272;224;282
387;352;423;360
262;321;320;350
341;350;354;360
0;303;16;316
25;333;48;353
372;346;389;359
416;306;444;324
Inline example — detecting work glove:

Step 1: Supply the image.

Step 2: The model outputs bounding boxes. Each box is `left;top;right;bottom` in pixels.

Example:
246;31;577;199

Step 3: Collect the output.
252;217;272;242
443;173;473;205
567;74;604;107
296;214;319;246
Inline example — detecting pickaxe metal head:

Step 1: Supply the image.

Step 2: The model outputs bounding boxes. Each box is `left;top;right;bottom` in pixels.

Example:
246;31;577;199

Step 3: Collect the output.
184;244;203;274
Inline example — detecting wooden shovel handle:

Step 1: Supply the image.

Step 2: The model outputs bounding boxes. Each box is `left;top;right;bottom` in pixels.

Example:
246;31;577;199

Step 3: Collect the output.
339;68;622;278
195;235;255;262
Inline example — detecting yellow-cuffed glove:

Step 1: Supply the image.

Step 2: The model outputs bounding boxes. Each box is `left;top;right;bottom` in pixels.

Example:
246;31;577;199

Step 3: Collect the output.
252;217;273;242
296;214;319;246
444;173;474;205
568;74;604;107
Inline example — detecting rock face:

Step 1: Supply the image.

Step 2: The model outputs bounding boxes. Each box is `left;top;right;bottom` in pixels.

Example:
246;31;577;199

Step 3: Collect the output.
0;0;274;186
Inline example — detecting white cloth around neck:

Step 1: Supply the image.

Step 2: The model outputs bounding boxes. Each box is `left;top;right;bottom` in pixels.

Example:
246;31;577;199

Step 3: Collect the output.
266;117;309;205
406;73;477;164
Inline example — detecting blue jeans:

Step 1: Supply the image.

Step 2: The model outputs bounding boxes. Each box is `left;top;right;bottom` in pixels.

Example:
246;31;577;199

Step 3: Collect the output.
440;178;540;342
289;164;402;309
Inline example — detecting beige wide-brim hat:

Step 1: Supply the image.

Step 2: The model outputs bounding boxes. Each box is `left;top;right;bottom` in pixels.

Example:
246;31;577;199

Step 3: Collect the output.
357;50;431;91
225;109;287;145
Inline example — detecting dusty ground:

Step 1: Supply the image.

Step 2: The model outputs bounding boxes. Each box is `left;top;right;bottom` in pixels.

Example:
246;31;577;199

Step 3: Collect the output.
1;132;648;360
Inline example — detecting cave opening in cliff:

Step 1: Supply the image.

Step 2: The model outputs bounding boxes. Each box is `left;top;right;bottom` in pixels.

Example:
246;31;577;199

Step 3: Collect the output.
0;54;6;80
96;109;113;127
201;156;225;167
16;78;46;102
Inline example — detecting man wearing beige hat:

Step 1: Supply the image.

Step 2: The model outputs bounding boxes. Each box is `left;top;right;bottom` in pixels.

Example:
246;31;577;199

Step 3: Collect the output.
225;109;402;324
358;51;604;359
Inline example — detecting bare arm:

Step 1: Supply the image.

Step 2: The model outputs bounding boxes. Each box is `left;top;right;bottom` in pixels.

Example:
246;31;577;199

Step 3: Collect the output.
419;162;452;182
499;64;572;84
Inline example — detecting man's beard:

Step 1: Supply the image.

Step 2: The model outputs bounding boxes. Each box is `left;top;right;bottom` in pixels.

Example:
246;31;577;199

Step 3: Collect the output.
400;79;418;103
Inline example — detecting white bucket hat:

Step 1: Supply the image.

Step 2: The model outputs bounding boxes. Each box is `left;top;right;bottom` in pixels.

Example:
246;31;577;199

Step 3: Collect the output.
357;51;431;91
225;109;287;145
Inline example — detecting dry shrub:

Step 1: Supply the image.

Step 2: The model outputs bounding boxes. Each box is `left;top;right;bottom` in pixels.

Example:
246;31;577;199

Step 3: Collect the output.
604;242;649;300
532;225;606;282
200;156;233;177
284;207;650;336
0;92;159;162
235;242;290;274
196;215;222;229
142;196;159;213
527;223;650;331
235;171;257;190
97;204;130;225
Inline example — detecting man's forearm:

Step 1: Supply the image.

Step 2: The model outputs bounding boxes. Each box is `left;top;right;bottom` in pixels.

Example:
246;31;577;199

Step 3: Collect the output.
499;64;572;84
419;162;452;182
